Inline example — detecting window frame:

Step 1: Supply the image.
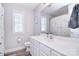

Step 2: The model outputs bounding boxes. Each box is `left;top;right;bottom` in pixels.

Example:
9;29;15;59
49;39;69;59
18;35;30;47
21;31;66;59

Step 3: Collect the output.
13;10;24;33
40;16;47;33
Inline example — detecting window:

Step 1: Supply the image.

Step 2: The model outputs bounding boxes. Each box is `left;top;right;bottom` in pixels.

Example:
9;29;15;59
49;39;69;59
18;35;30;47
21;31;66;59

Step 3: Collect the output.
41;16;47;32
13;12;24;32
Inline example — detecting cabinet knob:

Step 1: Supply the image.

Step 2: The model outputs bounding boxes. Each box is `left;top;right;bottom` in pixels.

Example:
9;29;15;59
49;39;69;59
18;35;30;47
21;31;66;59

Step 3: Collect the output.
0;42;2;45
1;15;3;16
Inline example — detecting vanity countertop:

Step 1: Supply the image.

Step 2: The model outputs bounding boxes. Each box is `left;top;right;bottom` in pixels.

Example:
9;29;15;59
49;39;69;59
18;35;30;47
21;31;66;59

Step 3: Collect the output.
31;35;79;56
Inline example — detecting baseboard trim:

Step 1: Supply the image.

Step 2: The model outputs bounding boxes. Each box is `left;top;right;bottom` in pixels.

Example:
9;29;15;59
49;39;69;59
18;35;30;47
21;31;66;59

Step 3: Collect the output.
5;46;26;54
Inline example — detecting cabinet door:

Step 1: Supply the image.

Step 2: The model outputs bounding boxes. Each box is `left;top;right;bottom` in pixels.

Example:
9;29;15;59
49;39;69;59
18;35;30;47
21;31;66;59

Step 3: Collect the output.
30;39;40;56
33;46;39;56
30;41;34;56
0;45;4;56
51;50;63;56
0;4;4;56
0;5;4;33
40;43;51;56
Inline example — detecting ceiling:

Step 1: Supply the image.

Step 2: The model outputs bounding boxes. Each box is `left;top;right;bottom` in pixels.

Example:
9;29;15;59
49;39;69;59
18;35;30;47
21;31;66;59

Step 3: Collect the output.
51;5;68;17
42;3;69;16
14;3;40;10
2;3;40;10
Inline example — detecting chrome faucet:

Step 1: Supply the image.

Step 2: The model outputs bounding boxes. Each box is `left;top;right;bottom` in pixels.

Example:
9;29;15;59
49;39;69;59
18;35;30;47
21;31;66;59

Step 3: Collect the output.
46;32;49;37
49;33;53;39
46;32;53;39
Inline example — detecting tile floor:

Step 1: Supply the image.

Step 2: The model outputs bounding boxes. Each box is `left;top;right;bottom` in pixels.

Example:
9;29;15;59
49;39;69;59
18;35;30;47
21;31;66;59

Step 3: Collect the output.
4;49;31;56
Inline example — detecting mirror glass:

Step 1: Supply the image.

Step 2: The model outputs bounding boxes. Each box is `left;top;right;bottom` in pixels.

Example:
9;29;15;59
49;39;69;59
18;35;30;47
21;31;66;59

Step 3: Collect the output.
41;3;79;38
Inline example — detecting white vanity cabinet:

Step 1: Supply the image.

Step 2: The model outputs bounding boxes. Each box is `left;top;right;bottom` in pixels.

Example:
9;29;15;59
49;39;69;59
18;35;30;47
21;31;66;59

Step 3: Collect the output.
30;38;50;56
0;4;4;56
39;43;51;56
30;38;40;56
39;50;47;56
51;49;64;56
30;37;64;56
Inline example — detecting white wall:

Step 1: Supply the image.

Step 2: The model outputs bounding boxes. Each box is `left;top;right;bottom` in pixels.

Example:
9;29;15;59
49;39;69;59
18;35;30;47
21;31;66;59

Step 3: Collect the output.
3;4;34;51
33;11;41;35
50;14;70;37
33;4;49;35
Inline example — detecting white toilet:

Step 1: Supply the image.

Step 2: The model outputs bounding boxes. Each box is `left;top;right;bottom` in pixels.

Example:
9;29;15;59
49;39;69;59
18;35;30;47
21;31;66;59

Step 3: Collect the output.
24;42;30;52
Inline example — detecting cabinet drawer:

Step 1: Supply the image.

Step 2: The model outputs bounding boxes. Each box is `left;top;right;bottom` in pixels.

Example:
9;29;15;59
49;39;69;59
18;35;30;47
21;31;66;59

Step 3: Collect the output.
40;51;47;56
33;40;39;47
51;50;63;56
30;39;39;47
40;43;50;56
